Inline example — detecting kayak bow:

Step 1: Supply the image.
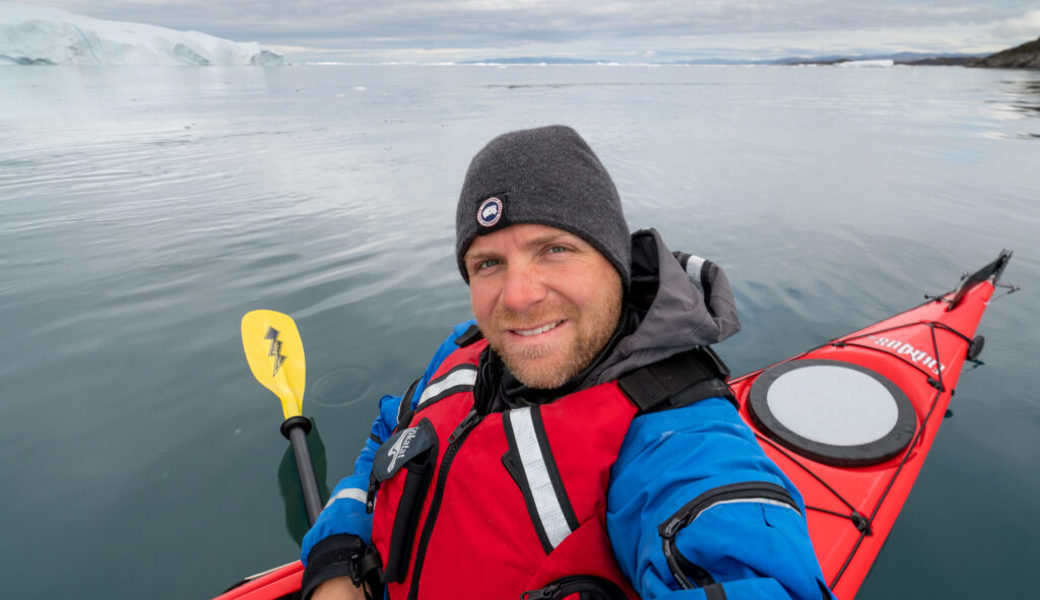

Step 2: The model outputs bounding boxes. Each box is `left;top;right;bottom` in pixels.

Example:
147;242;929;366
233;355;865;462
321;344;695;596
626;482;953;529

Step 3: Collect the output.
730;250;1012;599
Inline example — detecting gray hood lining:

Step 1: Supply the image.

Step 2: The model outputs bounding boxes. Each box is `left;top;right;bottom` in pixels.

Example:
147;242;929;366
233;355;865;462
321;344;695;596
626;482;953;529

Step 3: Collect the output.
590;228;741;385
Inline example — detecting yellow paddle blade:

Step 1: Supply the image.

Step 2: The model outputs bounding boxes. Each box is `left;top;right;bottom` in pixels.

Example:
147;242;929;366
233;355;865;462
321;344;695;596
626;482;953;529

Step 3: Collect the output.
241;310;306;420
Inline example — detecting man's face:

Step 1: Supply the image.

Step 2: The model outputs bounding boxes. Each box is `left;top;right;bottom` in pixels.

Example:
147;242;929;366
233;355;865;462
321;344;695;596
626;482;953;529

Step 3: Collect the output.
463;223;623;389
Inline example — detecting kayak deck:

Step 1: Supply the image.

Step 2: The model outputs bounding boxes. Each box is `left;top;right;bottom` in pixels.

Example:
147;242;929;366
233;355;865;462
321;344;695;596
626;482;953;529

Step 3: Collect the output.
218;561;303;599
730;251;1011;599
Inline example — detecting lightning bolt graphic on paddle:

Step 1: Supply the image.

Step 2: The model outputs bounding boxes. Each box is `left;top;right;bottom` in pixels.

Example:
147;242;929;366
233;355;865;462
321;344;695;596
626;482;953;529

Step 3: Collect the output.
265;327;287;377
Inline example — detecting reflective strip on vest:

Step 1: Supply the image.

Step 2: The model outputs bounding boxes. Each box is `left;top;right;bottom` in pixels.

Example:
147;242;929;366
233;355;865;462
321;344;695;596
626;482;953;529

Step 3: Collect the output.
508;406;574;549
417;365;477;408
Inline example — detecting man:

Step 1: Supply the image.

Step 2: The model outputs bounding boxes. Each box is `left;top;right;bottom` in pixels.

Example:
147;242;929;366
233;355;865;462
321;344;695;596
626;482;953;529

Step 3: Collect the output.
301;126;832;599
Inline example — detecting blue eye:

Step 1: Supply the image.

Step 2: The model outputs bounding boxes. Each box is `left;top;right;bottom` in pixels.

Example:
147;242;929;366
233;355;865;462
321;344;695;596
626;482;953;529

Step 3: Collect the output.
472;258;500;273
547;246;567;254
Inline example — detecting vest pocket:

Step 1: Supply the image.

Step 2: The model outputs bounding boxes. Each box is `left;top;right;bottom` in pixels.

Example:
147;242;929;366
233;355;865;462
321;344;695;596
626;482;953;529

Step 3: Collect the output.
379;418;438;583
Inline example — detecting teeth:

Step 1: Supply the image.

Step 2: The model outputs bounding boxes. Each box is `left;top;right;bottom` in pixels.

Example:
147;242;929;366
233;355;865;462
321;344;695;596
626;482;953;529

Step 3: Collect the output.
514;321;562;337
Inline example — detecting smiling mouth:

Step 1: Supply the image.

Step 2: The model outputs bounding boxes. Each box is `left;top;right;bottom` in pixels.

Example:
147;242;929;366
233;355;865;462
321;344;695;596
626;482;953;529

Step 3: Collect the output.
511;320;565;337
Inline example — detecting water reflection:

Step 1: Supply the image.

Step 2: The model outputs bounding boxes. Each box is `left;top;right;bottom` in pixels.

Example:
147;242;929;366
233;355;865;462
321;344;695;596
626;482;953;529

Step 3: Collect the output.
1004;78;1040;116
278;421;330;545
986;76;1040;139
4;64;1037;600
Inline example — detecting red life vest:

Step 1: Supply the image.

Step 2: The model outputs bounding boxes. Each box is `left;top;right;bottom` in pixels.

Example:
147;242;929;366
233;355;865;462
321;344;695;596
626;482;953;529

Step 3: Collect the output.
370;338;640;600
368;335;733;600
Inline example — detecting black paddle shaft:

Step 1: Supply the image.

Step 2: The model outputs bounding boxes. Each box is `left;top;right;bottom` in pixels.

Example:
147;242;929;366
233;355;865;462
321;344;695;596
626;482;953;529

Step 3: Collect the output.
281;415;323;526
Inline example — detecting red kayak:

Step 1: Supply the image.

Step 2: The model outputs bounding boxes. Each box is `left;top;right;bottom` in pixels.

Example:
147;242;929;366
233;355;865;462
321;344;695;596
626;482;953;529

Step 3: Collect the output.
730;249;1012;599
217;251;1012;600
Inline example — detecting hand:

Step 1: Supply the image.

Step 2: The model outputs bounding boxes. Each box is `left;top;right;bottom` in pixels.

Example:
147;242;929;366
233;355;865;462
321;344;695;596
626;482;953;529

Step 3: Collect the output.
311;576;365;600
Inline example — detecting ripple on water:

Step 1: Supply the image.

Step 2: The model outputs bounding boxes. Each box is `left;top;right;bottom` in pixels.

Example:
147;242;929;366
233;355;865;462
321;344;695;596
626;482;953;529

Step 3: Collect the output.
310;365;375;407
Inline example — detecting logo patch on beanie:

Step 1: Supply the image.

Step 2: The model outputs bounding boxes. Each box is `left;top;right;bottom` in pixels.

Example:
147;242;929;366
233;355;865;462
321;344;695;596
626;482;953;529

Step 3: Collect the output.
477;196;503;228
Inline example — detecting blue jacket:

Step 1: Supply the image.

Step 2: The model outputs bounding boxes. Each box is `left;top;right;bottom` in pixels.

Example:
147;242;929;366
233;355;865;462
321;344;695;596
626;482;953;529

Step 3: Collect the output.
302;230;831;599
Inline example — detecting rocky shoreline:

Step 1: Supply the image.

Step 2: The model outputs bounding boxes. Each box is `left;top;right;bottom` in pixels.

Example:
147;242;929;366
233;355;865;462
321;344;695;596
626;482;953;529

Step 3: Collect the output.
902;36;1039;69
971;35;1040;69
790;36;1040;69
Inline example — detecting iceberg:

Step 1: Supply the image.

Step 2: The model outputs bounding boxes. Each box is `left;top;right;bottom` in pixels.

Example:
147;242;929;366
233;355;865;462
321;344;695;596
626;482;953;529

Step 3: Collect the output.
0;1;283;66
835;59;895;68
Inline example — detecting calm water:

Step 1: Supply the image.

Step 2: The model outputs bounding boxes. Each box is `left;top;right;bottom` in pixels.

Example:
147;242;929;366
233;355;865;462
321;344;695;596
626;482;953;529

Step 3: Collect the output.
1;64;1037;599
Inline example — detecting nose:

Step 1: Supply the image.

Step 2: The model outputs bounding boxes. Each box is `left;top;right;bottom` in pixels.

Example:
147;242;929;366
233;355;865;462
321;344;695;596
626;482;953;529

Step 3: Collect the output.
500;262;547;313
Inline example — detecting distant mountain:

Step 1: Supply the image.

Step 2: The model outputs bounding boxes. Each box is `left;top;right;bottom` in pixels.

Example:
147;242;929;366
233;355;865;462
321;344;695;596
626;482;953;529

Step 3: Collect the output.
974;36;1040;69
778;51;969;65
669;58;773;65
462;57;609;65
467;52;994;67
0;1;282;66
779;52;990;66
898;56;980;66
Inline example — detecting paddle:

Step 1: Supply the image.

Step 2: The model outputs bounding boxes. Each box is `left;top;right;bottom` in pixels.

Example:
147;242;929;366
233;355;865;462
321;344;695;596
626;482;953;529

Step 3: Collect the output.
241;309;324;525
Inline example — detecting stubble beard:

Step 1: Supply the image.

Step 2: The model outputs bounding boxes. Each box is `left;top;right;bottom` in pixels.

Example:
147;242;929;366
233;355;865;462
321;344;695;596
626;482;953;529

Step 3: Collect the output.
487;292;622;390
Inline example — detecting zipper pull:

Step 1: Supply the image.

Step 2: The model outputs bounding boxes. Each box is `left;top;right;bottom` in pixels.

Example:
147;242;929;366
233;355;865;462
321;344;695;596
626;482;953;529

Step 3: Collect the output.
521;584;560;600
660;514;683;539
448;409;481;444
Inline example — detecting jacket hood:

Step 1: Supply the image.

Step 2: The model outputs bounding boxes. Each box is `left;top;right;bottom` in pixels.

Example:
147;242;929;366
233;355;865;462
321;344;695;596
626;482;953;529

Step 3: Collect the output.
588;228;741;385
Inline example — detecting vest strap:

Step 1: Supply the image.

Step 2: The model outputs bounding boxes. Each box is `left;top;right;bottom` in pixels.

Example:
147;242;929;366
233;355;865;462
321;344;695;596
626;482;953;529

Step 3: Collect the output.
455;323;484;347
617;347;735;414
395;377;422;431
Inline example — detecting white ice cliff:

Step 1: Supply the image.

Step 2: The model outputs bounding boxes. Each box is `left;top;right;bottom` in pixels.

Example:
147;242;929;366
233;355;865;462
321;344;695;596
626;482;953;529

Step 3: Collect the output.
0;2;283;66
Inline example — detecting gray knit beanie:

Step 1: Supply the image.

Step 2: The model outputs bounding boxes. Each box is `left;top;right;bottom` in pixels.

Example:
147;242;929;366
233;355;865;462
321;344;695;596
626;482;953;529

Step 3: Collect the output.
455;125;631;288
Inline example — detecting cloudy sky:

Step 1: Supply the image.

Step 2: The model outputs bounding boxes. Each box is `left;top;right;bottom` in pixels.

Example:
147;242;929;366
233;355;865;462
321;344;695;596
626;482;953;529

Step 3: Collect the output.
26;1;1040;62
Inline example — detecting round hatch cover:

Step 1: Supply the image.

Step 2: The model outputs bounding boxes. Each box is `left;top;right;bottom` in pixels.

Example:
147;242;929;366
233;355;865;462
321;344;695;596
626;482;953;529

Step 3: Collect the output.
748;359;916;466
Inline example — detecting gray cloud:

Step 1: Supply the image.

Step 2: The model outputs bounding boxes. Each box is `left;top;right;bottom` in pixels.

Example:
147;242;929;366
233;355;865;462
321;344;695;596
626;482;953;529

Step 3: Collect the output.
28;1;1040;59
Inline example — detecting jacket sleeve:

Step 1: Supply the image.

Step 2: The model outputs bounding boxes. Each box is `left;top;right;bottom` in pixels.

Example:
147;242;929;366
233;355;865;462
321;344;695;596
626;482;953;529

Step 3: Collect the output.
300;320;477;564
607;397;832;600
